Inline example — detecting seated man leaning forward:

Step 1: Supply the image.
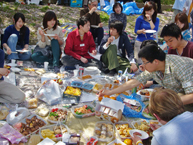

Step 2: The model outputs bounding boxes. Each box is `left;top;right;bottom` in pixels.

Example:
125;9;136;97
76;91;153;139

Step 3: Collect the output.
61;17;102;69
99;44;193;107
80;0;104;45
161;23;193;58
0;49;25;103
99;20;138;74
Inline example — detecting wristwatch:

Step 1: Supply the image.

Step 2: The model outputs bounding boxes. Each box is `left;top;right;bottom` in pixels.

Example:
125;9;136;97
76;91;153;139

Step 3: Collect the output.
149;19;152;21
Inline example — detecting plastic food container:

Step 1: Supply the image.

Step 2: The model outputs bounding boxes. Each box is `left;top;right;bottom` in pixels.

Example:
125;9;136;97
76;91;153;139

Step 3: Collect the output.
47;107;68;124
142;104;156;120
107;139;126;145
71;103;95;118
81;83;94;91
71;81;83;88
136;89;153;101
86;136;98;145
114;121;133;141
94;121;114;142
39;124;70;141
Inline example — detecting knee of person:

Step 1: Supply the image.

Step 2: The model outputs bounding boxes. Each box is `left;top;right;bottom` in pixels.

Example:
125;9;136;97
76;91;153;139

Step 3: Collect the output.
98;27;104;33
9;34;18;40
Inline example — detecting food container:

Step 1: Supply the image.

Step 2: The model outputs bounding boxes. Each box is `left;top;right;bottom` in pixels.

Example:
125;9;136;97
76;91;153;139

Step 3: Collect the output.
13;114;47;137
68;133;81;145
93;83;104;93
129;129;149;139
114;121;133;141
81;83;94;92
107;139;126;145
64;86;81;96
39;124;70;141
131;120;153;136
47;107;68;124
142;104;156;120
71;81;83;88
136;89;153;101
71;104;95;118
94;121;114;142
63;86;81;105
86;136;98;145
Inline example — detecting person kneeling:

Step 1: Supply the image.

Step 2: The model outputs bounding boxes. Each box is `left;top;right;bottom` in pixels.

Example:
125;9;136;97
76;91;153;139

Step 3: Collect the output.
61;16;102;69
99;20;138;75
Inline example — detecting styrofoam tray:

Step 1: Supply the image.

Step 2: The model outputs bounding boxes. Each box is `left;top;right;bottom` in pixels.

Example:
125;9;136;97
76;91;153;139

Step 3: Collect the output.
47;107;68;124
39;124;70;141
137;89;153;101
129;129;149;139
71;103;95;118
94;121;114;142
108;139;126;145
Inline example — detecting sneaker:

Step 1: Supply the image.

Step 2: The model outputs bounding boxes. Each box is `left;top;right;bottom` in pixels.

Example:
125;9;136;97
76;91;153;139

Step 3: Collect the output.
54;66;60;73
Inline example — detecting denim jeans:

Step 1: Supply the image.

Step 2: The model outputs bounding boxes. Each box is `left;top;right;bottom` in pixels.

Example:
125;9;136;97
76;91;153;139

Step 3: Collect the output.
57;0;68;4
31;39;61;66
6;34;31;60
90;27;104;45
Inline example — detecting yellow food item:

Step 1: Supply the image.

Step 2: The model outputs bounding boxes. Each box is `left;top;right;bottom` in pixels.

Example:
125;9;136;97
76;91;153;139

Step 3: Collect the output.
41;129;56;140
116;123;132;138
124;139;132;145
64;86;81;96
24;68;35;71
28;135;41;145
93;84;103;91
113;143;122;145
79;75;92;80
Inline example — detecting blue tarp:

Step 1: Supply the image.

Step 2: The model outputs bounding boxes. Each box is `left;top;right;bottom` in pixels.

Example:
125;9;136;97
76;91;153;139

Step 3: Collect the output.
98;1;144;15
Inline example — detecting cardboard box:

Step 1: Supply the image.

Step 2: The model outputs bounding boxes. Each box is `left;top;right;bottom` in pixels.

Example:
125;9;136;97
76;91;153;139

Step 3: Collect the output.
95;98;124;123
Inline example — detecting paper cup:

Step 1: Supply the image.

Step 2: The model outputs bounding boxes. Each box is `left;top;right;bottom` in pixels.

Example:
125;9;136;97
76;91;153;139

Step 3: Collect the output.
44;62;49;70
11;59;16;64
74;69;79;77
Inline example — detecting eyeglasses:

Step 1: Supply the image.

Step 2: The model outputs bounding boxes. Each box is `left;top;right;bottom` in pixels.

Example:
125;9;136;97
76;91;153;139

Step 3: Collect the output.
142;61;150;65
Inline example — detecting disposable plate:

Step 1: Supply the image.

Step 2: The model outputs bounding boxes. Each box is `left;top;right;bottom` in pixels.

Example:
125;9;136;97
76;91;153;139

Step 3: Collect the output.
129;129;149;139
144;30;156;33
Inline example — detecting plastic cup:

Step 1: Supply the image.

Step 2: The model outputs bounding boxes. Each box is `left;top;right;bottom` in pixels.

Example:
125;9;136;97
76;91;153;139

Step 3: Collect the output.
44;62;49;70
11;59;16;64
74;69;79;77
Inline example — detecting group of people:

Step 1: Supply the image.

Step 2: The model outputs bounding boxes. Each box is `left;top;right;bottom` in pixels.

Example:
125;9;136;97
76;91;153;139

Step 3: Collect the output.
1;0;193;144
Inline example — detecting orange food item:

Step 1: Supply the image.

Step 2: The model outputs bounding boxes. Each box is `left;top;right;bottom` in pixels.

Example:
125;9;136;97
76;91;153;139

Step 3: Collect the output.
104;83;112;89
104;95;110;98
98;96;103;101
124;139;132;145
110;96;116;100
79;75;92;80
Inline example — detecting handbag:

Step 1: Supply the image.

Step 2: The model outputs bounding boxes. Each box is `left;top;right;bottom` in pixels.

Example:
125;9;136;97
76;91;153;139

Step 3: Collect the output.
33;27;53;57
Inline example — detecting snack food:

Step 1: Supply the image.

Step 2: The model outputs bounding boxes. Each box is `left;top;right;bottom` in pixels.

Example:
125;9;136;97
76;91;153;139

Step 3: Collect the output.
133;120;153;136
78;75;92;80
115;123;133;139
25;98;38;109
139;89;152;96
4;65;11;69
64;86;81;96
74;105;94;115
93;83;103;92
113;143;122;145
28;135;41;145
0;106;9;120
24;68;35;71
142;104;155;119
48;108;68;123
36;106;49;117
57;73;65;79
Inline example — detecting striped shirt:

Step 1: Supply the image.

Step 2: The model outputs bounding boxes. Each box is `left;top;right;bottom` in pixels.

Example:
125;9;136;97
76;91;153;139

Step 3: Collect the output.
136;55;193;94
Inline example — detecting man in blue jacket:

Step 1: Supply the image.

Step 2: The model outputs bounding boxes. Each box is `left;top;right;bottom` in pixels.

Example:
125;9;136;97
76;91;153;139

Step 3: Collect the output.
99;21;138;74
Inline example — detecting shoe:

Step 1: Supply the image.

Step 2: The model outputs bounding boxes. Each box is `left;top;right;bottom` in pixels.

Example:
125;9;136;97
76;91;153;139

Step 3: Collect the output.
101;67;110;74
54;66;60;73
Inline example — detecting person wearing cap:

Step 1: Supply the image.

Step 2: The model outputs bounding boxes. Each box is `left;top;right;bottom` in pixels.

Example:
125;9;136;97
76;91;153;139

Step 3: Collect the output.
99;44;193;110
99;21;138;75
131;88;193;145
80;0;104;46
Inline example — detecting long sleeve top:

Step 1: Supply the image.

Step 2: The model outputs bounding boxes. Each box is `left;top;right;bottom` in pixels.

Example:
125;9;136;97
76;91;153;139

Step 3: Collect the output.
37;26;64;48
80;8;101;25
108;13;127;31
64;29;96;60
134;15;159;42
0;49;5;80
2;25;30;48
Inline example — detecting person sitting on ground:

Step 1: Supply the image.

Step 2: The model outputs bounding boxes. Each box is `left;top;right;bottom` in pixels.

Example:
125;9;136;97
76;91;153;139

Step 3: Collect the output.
131;88;193;145
0;49;25;103
134;1;159;64
61;17;102;69
2;13;31;61
80;0;104;45
31;11;64;73
108;3;127;32
99;20;138;75
160;23;193;58
99;44;193;109
175;12;191;41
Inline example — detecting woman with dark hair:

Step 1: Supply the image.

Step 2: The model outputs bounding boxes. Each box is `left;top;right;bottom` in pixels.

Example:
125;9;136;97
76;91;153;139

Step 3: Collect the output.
175;12;191;41
2;13;31;60
134;1;159;64
108;2;127;31
31;11;64;73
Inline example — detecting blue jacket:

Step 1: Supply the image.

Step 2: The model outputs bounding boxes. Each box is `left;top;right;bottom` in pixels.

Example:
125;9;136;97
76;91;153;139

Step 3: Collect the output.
99;33;134;61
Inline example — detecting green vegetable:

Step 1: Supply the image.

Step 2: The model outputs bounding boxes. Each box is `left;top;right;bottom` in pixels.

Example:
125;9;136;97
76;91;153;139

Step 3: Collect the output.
75;111;84;115
49;112;59;117
86;106;94;112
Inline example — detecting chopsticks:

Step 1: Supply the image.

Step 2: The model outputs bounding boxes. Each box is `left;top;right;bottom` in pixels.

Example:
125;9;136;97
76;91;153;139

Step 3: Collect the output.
11;52;18;53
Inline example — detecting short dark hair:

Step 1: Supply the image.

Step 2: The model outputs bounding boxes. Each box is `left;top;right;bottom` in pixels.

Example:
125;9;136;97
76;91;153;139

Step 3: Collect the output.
88;0;98;4
110;20;123;35
160;23;183;40
43;11;58;30
175;12;189;31
77;16;89;29
142;1;157;24
113;3;123;13
138;44;166;62
140;40;158;49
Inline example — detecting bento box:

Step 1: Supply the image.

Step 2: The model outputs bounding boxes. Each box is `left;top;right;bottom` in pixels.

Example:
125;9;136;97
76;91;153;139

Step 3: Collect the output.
39;124;70;141
71;103;95;118
94;121;114;142
47;107;68;124
13;114;47;137
114;121;133;141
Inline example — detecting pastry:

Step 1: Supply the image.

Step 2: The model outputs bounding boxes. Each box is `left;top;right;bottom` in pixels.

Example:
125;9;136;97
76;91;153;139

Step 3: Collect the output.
28;135;41;145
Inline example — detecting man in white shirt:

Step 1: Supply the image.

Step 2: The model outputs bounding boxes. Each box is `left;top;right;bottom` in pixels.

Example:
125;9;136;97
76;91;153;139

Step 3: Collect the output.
99;21;138;75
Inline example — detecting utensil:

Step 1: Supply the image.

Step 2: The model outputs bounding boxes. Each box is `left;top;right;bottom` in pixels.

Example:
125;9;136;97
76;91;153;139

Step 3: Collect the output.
145;33;147;39
11;52;18;53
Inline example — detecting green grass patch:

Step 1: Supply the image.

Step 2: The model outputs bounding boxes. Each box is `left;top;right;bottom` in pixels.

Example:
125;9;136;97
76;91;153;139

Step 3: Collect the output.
99;11;109;23
30;23;36;26
40;6;50;12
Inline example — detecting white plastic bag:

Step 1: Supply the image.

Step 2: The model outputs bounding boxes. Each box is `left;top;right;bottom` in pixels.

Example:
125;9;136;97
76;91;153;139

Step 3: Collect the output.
6;104;30;125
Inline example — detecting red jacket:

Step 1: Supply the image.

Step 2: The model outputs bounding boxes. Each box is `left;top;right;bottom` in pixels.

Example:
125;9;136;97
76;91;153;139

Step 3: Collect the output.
64;29;96;60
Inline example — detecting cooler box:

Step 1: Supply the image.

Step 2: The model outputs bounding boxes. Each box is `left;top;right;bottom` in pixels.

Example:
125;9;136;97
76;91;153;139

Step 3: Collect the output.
70;0;82;7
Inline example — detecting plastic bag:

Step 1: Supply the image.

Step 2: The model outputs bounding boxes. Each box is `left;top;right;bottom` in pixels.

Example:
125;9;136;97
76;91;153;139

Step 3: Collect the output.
123;6;135;15
36;80;62;105
116;93;146;118
6;104;30;125
0;123;27;144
